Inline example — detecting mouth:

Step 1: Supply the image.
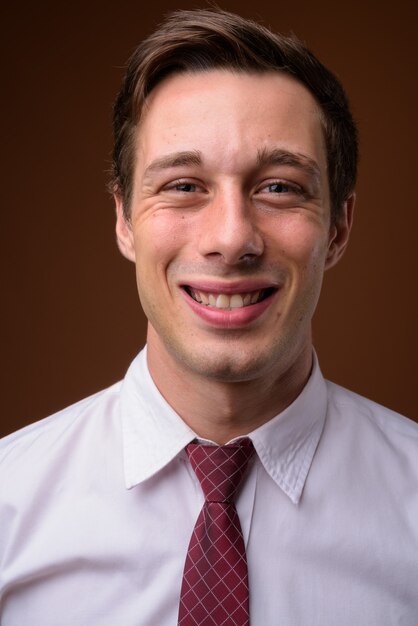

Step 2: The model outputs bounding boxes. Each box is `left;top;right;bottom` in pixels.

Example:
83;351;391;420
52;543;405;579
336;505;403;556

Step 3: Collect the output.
182;286;277;310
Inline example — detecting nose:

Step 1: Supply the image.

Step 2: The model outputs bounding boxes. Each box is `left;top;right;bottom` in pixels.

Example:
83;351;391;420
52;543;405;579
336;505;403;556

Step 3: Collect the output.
197;188;264;265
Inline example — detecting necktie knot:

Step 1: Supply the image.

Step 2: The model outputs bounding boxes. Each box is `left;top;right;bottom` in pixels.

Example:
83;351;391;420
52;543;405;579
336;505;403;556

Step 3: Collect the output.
186;438;254;503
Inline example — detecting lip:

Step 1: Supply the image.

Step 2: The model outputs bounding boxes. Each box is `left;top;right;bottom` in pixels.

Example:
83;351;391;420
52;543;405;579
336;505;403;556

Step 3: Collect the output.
180;282;279;328
183;278;278;294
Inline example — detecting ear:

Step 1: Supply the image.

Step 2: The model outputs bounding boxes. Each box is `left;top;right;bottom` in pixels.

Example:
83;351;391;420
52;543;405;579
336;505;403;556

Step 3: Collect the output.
114;194;136;263
325;193;355;270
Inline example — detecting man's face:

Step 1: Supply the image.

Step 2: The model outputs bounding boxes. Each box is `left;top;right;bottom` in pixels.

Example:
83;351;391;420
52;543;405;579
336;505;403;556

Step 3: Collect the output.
116;70;351;383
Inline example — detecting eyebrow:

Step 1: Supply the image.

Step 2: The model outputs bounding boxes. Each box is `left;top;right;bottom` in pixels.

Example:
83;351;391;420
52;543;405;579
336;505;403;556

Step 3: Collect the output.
256;147;321;185
143;150;202;180
142;147;321;185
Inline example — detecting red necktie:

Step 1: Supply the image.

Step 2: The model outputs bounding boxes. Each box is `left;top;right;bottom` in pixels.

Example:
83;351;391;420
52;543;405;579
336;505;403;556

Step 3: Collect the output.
178;438;255;625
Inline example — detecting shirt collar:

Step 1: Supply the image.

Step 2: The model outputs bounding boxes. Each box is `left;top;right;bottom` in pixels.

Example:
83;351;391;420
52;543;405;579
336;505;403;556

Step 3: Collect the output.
120;347;327;503
120;346;196;489
248;353;327;503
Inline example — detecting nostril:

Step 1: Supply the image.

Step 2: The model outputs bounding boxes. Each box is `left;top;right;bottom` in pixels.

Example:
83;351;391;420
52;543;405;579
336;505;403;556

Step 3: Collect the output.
239;252;259;261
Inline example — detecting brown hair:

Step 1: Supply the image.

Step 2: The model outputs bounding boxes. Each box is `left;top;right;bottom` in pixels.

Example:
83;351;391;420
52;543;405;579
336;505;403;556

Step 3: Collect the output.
111;8;358;223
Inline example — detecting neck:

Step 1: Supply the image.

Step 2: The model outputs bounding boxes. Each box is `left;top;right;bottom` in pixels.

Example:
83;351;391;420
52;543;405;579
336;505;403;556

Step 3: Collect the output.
146;331;313;445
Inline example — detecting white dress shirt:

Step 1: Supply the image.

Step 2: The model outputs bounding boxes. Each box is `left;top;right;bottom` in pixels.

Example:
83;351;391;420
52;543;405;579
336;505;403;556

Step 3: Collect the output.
1;348;417;625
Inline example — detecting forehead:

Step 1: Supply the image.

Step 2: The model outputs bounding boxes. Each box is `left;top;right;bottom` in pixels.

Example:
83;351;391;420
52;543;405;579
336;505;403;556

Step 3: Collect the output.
137;70;327;173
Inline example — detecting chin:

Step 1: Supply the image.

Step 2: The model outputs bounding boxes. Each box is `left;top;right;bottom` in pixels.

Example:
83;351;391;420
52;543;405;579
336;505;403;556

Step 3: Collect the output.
188;356;263;383
166;336;293;383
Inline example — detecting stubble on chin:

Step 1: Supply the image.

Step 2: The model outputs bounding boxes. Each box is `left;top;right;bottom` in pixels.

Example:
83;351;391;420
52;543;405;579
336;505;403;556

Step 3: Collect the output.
156;325;307;386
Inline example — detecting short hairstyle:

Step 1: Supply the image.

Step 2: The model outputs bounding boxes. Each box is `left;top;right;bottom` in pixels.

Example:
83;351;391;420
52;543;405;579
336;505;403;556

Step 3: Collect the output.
111;8;358;224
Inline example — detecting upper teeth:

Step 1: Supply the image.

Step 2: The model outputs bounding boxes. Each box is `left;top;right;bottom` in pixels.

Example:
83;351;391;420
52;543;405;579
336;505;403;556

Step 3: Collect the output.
190;289;263;309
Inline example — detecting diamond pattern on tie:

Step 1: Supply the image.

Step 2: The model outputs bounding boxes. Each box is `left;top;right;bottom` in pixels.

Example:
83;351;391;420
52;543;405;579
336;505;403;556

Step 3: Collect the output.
178;439;254;625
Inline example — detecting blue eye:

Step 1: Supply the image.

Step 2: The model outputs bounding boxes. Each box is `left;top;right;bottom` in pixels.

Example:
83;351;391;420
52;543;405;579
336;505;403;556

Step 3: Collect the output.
174;182;196;192
267;182;291;193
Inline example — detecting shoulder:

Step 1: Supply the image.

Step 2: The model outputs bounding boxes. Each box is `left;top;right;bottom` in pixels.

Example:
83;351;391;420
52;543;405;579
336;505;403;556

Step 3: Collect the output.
324;380;418;470
326;380;418;436
0;381;123;474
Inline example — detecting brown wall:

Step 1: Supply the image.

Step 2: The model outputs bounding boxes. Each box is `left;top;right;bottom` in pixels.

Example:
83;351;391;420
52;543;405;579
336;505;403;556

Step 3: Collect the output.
1;0;417;437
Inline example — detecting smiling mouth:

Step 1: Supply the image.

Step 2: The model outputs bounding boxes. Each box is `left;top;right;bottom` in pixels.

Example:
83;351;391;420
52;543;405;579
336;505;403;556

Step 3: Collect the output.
183;286;276;310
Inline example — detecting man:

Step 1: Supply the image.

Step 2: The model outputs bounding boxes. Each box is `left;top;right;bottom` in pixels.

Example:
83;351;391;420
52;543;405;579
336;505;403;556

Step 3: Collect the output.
1;8;417;626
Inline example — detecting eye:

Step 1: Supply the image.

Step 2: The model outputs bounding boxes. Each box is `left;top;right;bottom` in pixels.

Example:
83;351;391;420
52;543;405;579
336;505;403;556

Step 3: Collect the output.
260;181;301;194
164;180;201;193
267;182;290;193
174;182;196;192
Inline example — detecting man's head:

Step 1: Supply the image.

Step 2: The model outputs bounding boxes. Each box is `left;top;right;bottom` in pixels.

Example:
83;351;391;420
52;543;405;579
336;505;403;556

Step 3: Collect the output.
113;9;355;389
111;8;358;225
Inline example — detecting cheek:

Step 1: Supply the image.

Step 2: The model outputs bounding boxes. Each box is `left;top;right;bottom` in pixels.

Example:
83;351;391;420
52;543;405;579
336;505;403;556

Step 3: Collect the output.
133;212;192;283
139;212;179;252
269;217;330;270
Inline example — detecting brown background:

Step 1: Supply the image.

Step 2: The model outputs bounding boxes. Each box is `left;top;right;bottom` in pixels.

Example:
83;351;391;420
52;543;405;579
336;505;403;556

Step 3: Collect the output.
1;0;417;438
